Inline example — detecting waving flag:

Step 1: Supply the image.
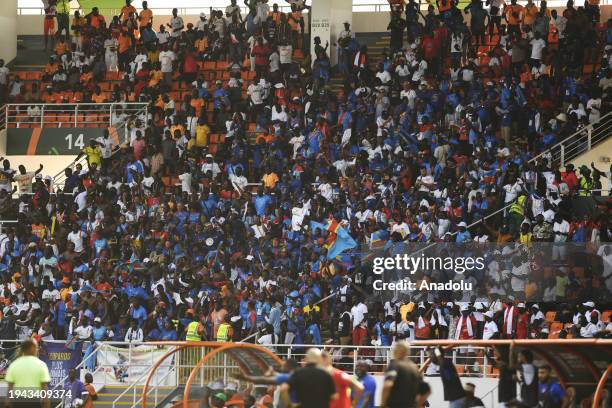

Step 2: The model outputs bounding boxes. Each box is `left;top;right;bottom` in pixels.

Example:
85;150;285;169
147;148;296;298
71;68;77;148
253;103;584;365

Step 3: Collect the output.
310;219;357;260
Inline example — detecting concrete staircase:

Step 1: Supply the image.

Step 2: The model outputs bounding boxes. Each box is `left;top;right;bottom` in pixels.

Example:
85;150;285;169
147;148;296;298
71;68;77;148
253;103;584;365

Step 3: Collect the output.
329;31;391;92
94;384;175;407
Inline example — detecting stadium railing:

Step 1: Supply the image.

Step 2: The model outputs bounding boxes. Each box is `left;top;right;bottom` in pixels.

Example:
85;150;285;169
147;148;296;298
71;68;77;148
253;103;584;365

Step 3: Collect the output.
4;102;148;130
531;111;612;169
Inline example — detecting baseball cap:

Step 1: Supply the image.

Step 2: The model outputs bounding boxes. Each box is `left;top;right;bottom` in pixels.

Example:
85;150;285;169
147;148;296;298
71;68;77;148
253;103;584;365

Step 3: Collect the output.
214;393;227;402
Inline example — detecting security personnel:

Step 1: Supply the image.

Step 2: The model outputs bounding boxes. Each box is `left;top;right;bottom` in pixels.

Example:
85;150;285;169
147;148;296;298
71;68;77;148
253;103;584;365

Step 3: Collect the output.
216;316;233;342
578;166;593;196
55;0;71;40
185;310;203;342
508;194;526;236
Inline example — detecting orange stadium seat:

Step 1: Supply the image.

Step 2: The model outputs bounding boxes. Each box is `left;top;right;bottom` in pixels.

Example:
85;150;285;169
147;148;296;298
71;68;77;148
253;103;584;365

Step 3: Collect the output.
56;113;73;127
84;113;99;127
43;113;58;128
545;311;556;322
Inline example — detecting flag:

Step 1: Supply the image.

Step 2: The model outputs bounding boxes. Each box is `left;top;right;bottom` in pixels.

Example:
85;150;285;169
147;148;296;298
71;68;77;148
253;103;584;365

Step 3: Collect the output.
310;220;357;260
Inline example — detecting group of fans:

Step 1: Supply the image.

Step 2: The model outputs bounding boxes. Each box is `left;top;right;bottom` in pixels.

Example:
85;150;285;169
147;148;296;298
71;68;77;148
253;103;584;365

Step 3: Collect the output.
0;0;609;402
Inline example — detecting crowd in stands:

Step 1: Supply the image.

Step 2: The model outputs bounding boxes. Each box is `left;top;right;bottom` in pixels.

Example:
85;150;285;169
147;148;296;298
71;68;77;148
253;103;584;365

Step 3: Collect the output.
0;0;610;359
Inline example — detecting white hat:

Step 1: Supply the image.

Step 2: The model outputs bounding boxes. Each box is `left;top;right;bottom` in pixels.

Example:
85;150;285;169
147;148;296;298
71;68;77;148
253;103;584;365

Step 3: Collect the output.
205;153;213;158
460;304;469;312
606;44;612;51
484;311;494;318
556;113;567;122
200;12;206;17
143;258;150;263
446;302;454;307
583;301;595;308
517;302;526;308
458;221;467;228
531;304;539;309
94;317;102;323
245;255;254;261
274;83;285;89
230;316;241;323
44;175;52;181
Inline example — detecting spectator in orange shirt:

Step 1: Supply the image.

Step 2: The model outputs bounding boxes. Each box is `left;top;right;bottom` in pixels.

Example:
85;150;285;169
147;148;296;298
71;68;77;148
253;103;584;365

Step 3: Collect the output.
43;57;60;81
120;0;137;22
54;36;70;56
504;0;524;40
118;31;133;70
87;7;106;29
91;86;107;103
269;4;282;24
138;1;153;28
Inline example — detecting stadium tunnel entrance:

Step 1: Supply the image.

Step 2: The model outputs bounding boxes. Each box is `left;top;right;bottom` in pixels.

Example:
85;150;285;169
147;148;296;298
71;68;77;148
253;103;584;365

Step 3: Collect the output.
413;339;612;408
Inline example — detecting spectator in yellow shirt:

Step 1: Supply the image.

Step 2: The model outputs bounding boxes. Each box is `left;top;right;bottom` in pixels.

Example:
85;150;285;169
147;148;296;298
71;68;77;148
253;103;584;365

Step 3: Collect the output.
77;139;103;169
195;119;211;147
262;167;279;189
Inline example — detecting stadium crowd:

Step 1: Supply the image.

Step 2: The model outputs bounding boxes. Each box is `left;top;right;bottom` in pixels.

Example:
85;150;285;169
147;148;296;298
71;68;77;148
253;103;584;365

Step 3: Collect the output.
0;0;610;363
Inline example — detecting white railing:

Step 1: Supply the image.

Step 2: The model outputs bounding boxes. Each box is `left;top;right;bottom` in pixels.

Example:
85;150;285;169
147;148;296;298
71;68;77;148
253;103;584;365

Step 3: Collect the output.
530;111;612;168
5;102;148;129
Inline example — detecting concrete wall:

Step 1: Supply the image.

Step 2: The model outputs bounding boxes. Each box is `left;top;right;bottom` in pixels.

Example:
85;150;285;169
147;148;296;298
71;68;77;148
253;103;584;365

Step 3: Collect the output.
1;0;18;63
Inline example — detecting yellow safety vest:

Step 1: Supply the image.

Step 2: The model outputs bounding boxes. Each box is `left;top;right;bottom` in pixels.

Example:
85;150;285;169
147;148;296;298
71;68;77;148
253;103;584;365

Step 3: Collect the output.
579;177;592;196
186;321;200;341
216;323;231;342
509;195;526;216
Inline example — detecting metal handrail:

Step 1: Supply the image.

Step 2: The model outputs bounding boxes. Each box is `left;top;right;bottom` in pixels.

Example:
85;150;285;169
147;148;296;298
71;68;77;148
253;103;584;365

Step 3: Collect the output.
111;359;160;408
381;113;612;277
530;111;612;166
49;102;149;190
132;357;177;408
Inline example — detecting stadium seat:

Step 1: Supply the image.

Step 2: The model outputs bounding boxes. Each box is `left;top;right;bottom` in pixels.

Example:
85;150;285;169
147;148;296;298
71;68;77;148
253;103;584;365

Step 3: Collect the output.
43;113;58;128
545;311;556;323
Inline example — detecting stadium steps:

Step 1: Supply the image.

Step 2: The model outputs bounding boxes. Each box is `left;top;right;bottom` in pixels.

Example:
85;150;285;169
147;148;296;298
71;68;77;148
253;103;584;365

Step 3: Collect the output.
94;384;175;407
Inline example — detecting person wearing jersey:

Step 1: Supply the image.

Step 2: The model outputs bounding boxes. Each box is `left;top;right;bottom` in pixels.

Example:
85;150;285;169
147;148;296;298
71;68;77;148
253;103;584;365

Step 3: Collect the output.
504;0;524;40
321;350;363;408
516;350;539;407
537;365;567;407
381;341;421;408
43;1;57;51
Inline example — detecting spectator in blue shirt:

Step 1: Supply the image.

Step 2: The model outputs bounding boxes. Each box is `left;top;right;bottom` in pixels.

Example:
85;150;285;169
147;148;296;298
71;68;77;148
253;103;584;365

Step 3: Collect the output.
538;365;566;407
129;297;148;328
356;360;377;408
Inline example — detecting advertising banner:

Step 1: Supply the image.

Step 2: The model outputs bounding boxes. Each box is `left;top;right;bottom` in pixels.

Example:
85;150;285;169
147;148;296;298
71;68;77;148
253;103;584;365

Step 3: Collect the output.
95;344;175;385
39;342;84;387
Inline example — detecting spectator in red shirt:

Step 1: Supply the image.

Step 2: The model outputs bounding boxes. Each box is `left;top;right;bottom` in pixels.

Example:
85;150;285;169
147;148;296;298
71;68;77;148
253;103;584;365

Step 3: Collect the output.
421;30;440;77
561;164;579;192
251;37;271;78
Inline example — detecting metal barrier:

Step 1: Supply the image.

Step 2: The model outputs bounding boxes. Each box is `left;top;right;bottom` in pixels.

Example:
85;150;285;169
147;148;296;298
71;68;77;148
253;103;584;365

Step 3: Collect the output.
5;102;148;130
530;111;612;168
